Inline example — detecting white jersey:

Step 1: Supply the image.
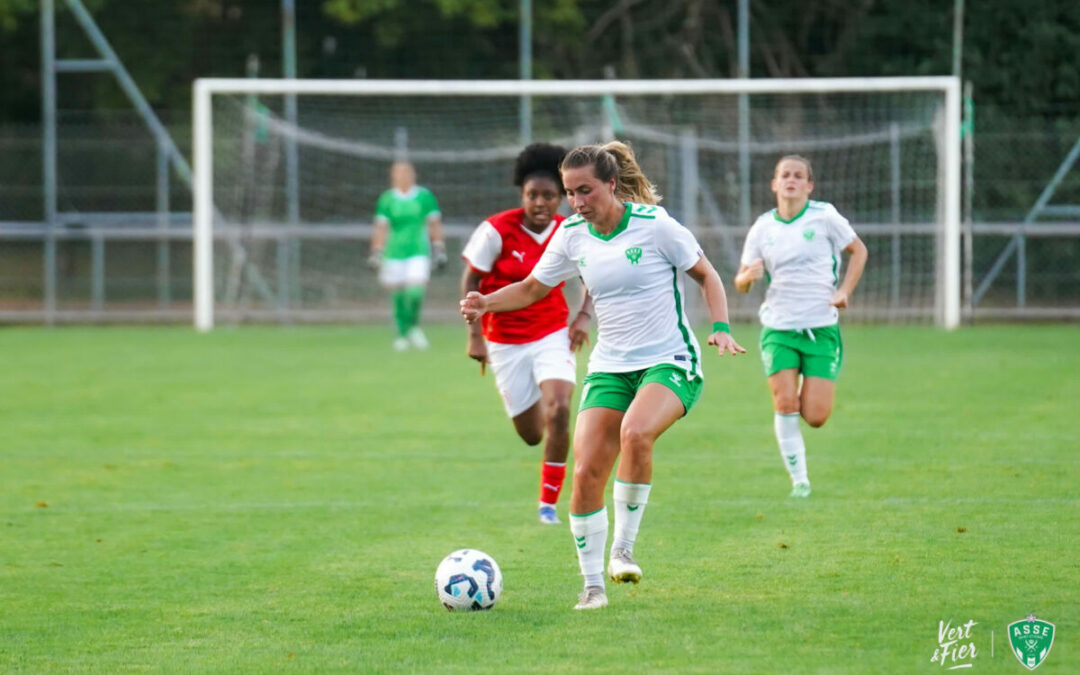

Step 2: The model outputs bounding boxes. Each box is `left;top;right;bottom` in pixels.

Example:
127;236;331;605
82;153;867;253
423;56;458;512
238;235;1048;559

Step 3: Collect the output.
741;200;858;330
531;203;705;378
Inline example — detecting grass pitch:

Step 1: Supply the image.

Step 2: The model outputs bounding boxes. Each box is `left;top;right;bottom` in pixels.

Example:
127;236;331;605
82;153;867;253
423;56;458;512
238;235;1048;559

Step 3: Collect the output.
0;323;1076;673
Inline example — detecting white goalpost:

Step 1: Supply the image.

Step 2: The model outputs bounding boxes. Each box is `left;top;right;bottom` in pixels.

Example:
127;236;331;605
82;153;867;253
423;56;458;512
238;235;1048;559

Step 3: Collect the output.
192;77;961;331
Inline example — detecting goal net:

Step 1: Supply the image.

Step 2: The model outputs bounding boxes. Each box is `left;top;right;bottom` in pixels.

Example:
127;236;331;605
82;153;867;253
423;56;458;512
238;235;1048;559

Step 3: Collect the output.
193;78;959;330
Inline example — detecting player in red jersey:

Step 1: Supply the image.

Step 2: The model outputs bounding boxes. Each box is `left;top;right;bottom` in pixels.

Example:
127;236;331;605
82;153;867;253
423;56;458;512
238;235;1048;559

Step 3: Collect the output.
461;143;592;525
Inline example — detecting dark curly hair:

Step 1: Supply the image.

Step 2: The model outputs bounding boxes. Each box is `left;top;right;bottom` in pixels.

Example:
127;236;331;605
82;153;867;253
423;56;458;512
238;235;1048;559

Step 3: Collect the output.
513;142;567;188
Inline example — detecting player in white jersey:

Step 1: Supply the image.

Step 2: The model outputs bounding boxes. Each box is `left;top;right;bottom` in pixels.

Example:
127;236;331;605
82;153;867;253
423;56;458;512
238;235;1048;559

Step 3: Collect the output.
735;155;868;498
461;142;745;610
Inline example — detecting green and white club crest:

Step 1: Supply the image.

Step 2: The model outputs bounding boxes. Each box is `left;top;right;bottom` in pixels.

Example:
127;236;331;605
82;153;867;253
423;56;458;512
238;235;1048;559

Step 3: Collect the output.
624;247;643;264
1008;615;1055;670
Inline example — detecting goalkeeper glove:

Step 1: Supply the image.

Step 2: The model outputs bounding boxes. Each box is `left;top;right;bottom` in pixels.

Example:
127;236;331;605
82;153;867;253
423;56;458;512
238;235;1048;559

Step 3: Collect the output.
367;247;383;270
432;241;448;273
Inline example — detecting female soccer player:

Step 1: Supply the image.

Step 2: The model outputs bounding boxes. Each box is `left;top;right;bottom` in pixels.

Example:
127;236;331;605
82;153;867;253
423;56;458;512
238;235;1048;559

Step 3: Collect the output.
460;142;592;526
461;141;744;610
734;155;868;498
368;160;447;351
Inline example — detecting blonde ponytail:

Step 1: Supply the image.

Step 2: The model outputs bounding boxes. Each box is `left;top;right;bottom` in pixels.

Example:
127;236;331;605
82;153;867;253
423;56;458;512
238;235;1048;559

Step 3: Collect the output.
601;141;662;205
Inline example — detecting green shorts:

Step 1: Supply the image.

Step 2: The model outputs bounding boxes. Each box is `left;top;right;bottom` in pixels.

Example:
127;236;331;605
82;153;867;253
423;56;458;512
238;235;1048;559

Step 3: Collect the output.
579;364;703;416
760;324;843;380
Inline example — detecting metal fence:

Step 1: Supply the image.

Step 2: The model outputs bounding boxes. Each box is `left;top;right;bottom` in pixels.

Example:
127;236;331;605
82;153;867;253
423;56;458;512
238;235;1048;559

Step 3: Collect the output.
1;111;1077;324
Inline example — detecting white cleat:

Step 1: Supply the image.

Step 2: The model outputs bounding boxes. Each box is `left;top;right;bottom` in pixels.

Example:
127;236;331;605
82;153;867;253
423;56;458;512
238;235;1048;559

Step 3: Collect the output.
607;548;642;584
573;586;608;610
407;327;429;350
789;482;812;498
392;337;410;352
538;505;561;525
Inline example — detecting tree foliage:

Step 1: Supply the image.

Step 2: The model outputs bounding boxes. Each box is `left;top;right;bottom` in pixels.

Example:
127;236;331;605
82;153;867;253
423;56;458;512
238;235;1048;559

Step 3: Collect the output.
0;0;1076;119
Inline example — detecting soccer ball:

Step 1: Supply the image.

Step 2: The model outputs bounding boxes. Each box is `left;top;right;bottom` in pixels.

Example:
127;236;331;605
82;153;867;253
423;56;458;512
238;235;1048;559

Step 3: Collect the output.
434;549;503;611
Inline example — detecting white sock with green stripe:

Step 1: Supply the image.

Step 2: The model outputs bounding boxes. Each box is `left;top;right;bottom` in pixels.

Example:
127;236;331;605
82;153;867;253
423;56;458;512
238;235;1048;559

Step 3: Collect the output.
612;480;651;556
569;507;608;589
774;412;808;485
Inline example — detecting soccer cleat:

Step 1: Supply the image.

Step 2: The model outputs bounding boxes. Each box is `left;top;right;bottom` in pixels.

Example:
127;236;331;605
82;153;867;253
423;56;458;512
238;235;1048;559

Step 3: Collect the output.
538;505;561;525
407;327;429;350
392;337;410;352
607;548;642;584
573;586;608;610
789;482;812;498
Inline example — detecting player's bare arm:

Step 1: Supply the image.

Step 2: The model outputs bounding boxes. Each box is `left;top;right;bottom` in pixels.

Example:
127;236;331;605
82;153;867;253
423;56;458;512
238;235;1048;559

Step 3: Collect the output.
460;275;552;324
569;291;593;352
686;256;746;356
460;266;489;369
831;236;868;309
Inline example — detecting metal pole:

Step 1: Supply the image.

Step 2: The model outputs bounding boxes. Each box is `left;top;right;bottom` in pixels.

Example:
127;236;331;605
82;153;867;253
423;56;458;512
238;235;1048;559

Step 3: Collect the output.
890;122;901;309
519;0;532;144
952;0;965;80
680;129;699;228
282;0;299;312
91;234;105;311
157;138;171;307
42;0;58;324
64;0;191;183
962;81;974;321
737;0;751;228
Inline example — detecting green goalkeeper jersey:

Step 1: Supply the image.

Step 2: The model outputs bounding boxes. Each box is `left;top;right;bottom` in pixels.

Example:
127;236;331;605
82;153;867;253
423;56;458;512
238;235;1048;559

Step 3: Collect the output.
374;186;441;260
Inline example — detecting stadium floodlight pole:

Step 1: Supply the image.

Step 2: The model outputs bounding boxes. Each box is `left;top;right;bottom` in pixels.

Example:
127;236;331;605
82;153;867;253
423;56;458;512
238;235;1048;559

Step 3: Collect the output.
282;0;300;310
737;0;751;229
191;76;962;330
519;0;532;144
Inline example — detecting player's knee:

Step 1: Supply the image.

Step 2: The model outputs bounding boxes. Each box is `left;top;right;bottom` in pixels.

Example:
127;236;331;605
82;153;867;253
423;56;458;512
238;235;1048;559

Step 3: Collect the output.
518;429;543;446
619;424;655;456
544;398;571;432
802;410;830;428
773;394;800;415
573;460;606;491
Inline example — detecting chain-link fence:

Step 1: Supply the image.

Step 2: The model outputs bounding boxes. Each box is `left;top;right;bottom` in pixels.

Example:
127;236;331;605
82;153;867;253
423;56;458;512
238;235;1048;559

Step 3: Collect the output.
1;107;1077;324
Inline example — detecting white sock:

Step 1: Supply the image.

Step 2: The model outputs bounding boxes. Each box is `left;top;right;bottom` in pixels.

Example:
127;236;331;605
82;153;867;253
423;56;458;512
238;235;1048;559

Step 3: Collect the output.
612;480;651;556
774;412;808;485
569;507;608;589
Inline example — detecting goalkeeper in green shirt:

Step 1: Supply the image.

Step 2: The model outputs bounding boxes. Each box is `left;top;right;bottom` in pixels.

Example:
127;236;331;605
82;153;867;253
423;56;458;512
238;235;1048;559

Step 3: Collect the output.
368;161;447;350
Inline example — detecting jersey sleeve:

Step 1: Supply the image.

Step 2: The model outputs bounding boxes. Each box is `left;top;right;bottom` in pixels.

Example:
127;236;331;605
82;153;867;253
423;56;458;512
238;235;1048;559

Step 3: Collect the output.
826;205;857;251
421;188;442;220
655;216;704;272
373;191;391;224
740;222;763;265
461;221;502;273
530;226;577;287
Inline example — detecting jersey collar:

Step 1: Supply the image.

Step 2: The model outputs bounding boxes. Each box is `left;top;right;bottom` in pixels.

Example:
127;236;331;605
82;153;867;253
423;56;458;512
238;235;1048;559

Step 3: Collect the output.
587;203;632;241
772;200;810;224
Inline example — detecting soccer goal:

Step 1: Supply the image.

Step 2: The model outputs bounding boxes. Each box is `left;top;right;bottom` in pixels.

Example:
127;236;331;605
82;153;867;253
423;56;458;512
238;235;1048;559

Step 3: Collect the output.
193;77;960;331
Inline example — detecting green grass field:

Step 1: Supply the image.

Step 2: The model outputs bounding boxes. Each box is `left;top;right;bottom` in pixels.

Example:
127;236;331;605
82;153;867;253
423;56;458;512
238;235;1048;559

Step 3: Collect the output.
1;324;1076;673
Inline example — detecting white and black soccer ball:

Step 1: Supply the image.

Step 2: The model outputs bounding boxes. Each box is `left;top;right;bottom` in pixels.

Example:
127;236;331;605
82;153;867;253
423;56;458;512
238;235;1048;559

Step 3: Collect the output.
434;549;503;611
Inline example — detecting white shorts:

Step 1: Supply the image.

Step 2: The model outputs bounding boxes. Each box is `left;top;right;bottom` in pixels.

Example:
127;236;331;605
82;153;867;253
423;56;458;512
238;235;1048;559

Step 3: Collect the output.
379;256;430;287
487;328;577;418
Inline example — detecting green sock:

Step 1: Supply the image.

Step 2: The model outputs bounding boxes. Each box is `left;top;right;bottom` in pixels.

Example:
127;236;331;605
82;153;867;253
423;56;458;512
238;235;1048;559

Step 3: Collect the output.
404;286;425;331
392;290;410;336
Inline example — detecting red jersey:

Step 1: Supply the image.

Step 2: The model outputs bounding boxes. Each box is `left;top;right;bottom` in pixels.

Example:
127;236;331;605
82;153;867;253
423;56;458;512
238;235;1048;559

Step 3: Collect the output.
461;208;569;344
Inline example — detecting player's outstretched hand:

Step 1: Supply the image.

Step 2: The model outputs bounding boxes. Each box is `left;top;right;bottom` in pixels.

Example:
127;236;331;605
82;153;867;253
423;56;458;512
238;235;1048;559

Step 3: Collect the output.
830;290;849;310
467;334;489;375
568;311;591;353
433;242;449;273
460;291;487;324
708;331;746;357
